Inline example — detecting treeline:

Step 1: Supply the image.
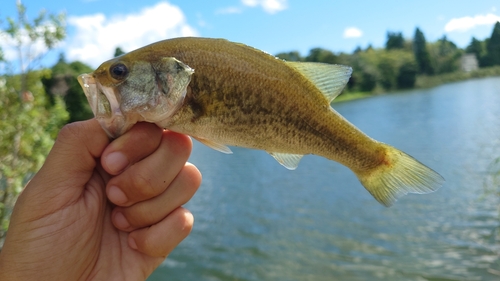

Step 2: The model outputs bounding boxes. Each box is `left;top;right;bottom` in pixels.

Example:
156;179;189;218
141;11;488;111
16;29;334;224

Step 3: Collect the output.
276;22;500;95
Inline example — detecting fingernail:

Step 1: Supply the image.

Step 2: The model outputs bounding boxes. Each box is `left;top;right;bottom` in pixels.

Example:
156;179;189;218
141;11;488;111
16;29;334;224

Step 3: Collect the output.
105;152;129;174
113;212;131;229
108;185;128;205
129;236;138;250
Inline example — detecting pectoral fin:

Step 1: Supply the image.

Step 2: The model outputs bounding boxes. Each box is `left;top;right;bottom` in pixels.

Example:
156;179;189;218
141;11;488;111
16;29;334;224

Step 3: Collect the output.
194;137;233;154
269;152;304;170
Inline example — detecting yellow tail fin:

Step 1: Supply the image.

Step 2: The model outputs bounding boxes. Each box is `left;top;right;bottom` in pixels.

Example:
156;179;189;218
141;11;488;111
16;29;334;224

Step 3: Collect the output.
356;144;444;207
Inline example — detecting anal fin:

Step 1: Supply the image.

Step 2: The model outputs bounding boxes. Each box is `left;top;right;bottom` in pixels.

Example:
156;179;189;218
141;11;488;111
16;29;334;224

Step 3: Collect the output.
269;152;304;170
194;137;233;154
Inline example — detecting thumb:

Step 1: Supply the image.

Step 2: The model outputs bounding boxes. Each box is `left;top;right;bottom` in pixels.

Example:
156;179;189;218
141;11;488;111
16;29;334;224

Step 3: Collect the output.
23;119;110;205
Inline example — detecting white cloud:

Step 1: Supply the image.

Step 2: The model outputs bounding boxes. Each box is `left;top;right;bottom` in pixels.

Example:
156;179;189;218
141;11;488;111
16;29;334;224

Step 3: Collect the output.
343;27;363;38
241;0;288;14
444;13;500;32
66;1;197;67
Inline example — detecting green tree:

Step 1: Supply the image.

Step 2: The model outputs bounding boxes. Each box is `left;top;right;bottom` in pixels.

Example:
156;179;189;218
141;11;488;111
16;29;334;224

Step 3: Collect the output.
377;54;398;90
386;31;404;50
351;48;417;92
42;57;93;123
0;3;68;242
3;1;65;94
349;49;379;92
430;35;462;74
413;27;434;75
275;51;303;61
114;47;126;57
486;21;500;66
358;68;378;92
397;61;418;89
305;48;338;64
466;37;486;66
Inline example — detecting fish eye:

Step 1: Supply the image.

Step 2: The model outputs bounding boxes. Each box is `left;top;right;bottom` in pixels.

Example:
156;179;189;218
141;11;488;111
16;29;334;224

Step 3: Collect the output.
110;63;129;80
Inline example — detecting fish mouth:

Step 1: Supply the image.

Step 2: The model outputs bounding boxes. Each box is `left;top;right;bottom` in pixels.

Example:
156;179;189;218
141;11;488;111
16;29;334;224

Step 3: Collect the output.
78;74;133;138
78;58;194;138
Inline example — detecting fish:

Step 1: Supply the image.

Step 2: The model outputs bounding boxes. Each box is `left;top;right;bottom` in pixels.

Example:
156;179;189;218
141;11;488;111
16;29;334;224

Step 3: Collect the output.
78;37;444;207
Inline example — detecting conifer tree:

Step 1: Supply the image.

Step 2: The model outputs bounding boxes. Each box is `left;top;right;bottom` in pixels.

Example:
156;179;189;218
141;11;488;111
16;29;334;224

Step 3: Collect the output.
413;28;434;75
486;22;500;66
386;31;404;50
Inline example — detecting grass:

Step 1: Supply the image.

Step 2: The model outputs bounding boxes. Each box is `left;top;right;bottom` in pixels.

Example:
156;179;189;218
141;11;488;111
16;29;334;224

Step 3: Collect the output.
415;65;500;89
334;91;372;103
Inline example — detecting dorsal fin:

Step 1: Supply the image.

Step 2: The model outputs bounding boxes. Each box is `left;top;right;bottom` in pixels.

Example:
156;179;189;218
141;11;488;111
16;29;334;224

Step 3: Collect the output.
287;62;352;102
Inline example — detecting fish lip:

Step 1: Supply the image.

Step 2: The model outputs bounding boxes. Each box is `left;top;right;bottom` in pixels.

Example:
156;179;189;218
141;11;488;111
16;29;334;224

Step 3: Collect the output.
78;73;131;138
77;58;194;138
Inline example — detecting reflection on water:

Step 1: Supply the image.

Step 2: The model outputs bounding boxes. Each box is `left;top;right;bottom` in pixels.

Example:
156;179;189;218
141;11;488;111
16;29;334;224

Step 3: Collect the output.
149;77;500;281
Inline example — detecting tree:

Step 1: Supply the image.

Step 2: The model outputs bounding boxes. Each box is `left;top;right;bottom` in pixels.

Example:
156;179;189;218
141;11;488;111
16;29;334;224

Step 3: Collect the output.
0;2;68;243
430;35;462;74
397;61;418;89
349;50;379;92
466;37;485;58
114;47;126;57
3;1;65;94
486;21;500;66
305;48;338;64
275;51;302;62
377;55;398;90
413;27;434;75
42;58;94;123
386;31;404;50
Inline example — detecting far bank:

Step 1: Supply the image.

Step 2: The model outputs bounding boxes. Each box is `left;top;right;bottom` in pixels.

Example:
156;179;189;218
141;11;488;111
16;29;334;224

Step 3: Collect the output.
335;65;500;103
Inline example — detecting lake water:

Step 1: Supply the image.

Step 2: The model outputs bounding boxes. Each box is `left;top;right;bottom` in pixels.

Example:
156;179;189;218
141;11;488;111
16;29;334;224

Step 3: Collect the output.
148;77;500;281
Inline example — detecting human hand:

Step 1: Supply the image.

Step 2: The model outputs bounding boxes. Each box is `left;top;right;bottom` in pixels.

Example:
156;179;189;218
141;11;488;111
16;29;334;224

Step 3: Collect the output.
0;119;201;280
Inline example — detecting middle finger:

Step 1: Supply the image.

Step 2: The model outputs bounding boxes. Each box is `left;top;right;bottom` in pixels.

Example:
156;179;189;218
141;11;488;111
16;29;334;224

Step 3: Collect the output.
112;163;201;231
106;131;192;206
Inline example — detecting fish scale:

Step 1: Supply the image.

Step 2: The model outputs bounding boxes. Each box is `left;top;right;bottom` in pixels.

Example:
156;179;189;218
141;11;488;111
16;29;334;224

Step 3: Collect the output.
78;37;444;206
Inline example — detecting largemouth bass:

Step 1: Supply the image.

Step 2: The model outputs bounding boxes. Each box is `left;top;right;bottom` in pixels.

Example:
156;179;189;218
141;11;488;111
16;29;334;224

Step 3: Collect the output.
78;37;444;206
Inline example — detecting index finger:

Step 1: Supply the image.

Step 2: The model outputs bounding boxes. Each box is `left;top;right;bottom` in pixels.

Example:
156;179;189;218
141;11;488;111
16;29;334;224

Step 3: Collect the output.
101;122;163;175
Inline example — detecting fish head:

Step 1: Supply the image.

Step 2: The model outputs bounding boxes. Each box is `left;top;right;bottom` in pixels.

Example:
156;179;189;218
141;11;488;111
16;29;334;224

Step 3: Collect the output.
78;55;194;138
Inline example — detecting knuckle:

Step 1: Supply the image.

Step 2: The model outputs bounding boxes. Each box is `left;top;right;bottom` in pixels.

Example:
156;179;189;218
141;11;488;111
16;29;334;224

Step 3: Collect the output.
185;164;202;187
130;172;158;198
173;208;194;234
164;132;193;158
179;164;202;196
57;122;83;143
137;233;158;256
126;123;162;147
126;204;155;227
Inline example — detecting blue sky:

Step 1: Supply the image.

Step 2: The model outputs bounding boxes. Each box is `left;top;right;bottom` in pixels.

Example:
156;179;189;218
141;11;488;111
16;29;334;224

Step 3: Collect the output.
1;0;499;68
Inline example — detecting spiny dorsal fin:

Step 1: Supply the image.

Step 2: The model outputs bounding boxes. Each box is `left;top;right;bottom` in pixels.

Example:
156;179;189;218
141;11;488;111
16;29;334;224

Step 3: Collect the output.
287;62;352;102
268;152;304;170
193;137;233;154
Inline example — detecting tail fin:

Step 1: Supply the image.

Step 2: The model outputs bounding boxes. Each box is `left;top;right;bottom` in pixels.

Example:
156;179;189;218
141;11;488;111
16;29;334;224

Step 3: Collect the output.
355;144;444;207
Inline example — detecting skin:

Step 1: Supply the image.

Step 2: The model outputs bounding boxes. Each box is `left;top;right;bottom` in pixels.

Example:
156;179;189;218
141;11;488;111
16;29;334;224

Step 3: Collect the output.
87;37;442;207
94;37;385;172
0;120;202;280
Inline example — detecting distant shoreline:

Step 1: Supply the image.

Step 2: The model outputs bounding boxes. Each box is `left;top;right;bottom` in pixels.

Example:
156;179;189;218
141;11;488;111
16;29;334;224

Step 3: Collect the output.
334;65;500;103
